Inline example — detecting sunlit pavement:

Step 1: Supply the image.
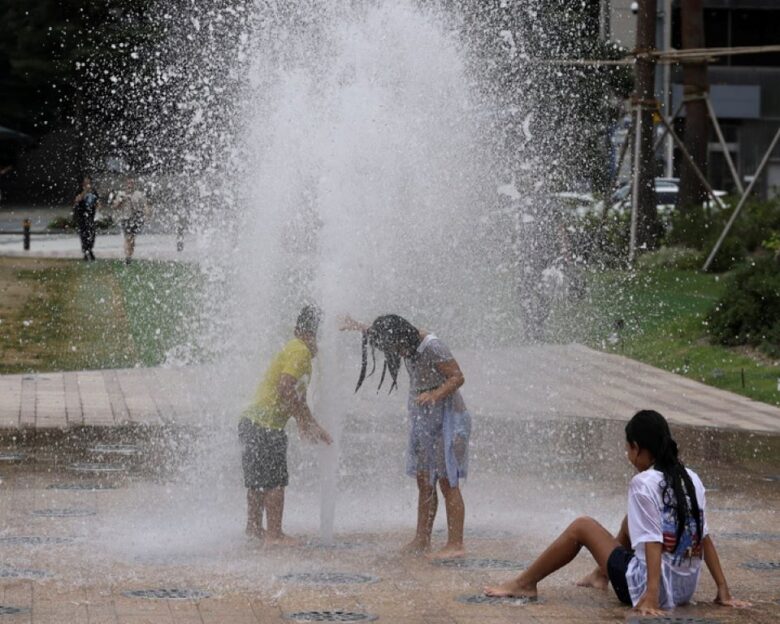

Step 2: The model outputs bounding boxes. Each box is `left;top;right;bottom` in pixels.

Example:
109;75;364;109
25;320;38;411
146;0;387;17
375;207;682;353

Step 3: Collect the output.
1;346;779;623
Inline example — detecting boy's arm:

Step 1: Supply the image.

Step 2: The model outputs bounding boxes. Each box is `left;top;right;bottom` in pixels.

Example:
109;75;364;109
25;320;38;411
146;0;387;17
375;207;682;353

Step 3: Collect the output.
338;315;368;332
702;535;751;607
278;374;332;445
633;542;665;615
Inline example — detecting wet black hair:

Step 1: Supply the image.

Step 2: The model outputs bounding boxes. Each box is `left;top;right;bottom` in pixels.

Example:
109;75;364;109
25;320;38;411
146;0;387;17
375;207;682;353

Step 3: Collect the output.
625;410;702;550
355;314;421;393
295;304;321;337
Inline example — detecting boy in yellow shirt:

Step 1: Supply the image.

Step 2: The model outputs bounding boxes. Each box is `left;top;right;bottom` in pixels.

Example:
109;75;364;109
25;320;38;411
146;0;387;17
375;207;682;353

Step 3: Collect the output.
239;305;332;544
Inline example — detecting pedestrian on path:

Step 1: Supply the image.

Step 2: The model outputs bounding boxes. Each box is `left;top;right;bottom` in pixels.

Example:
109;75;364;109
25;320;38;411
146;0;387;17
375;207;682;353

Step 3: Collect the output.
238;305;332;545
73;175;99;261
111;177;149;264
341;314;471;559
484;410;750;615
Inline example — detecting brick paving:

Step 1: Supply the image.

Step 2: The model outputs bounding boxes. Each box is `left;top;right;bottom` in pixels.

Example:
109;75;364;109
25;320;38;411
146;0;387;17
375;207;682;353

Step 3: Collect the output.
1;344;777;433
1;345;778;623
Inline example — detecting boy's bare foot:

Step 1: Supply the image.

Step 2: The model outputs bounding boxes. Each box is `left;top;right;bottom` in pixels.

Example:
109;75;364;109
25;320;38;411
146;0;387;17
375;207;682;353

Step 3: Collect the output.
576;568;609;590
264;533;299;546
484;578;537;599
401;537;431;555
427;544;465;560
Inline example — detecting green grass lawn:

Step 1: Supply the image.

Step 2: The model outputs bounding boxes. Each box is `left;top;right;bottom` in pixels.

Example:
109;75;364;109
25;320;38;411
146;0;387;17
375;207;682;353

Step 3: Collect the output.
557;268;780;406
1;259;202;374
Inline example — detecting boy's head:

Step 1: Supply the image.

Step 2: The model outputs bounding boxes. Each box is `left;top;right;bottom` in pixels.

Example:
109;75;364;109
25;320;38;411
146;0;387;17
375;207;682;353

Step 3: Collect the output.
295;304;322;340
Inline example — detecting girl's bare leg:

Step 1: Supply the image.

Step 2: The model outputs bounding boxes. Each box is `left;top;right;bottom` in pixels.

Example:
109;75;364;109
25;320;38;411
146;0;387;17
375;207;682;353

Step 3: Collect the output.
245;489;265;539
485;516;620;598
577;515;629;589
428;477;465;559
402;472;436;554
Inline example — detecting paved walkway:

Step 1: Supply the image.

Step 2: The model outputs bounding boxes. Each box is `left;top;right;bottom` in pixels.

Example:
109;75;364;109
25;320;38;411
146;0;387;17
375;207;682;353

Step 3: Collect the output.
2;344;778;433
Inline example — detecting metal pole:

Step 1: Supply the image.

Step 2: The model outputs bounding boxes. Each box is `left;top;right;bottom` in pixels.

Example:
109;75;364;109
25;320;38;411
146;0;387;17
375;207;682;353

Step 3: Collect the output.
653;100;685;152
703;127;780;271
604;117;634;219
663;0;673;177
705;95;744;195
658;113;728;211
629;105;642;263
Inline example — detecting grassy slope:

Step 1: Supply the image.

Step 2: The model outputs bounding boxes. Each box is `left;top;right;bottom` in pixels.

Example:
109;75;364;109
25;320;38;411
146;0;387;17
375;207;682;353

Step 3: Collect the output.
2;260;201;374
567;269;779;406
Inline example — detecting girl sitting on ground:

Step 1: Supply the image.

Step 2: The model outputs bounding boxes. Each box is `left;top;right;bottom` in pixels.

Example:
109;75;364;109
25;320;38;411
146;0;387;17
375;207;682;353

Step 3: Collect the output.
341;314;471;558
485;410;750;615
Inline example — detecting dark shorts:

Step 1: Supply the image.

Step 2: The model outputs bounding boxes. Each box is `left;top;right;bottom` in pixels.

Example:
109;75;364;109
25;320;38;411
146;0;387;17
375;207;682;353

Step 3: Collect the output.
607;546;634;605
238;418;288;490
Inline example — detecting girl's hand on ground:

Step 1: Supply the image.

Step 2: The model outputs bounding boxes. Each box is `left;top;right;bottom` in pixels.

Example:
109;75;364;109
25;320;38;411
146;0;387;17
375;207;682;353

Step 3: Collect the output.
633;593;664;616
415;391;437;406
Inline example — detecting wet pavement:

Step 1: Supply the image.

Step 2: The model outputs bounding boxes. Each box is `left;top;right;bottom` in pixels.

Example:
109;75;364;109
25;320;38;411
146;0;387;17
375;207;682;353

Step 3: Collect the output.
1;410;778;623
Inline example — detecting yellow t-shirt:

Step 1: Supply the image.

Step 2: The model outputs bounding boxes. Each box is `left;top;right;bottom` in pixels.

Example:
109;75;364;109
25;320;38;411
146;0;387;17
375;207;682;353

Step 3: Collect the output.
244;337;313;430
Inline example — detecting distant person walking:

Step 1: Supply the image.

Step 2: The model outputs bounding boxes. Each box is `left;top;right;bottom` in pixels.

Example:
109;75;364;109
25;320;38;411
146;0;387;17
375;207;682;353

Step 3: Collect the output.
111;177;149;264
73;175;99;261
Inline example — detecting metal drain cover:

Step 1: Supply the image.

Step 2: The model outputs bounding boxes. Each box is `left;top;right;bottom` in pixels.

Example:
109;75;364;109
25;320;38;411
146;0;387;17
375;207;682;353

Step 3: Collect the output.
721;532;780;541
0;452;26;462
31;508;96;518
0;606;29;615
626;618;721;624
284;612;377;622
458;594;537;605
303;540;364;550
0;536;76;546
277;572;378;585
433;558;527;570
47;482;116;490
123;588;210;600
69;462;125;473
0;566;49;579
742;561;780;570
762;475;780;482
89;444;141;456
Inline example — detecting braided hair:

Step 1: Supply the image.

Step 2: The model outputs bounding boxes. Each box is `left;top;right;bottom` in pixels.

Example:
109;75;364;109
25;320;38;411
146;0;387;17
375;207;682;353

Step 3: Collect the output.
355;315;422;393
625;410;703;551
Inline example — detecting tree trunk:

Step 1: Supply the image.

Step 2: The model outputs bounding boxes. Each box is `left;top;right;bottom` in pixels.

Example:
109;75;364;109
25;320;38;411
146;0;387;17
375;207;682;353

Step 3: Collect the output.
634;0;662;251
676;0;709;244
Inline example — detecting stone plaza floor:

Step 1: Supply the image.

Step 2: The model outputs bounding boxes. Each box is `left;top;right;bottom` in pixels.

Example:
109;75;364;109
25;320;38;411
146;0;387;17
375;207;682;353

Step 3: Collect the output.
1;348;779;623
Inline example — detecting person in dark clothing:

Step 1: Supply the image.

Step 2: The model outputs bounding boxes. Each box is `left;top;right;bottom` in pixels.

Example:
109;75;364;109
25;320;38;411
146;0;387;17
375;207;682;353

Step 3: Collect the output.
73;175;99;261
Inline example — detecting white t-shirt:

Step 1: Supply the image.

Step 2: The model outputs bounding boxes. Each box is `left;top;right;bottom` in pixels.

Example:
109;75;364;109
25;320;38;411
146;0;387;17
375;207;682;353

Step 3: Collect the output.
625;467;708;609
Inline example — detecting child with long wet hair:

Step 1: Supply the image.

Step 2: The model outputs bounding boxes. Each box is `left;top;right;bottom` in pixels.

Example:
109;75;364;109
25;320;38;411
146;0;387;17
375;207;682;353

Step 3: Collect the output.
341;314;472;558
485;410;749;615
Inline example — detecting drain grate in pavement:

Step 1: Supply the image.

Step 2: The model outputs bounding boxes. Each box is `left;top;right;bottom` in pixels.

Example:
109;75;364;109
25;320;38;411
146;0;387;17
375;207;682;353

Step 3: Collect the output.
88;444;141;456
302;540;364;551
741;561;780;571
0;536;76;546
721;532;780;541
69;462;125;473
31;508;96;518
284;611;377;622
0;606;29;615
123;588;210;600
0;566;49;579
626;618;721;624
0;452;27;462
277;572;378;585
761;475;780;482
47;482;116;490
458;594;537;606
433;558;527;570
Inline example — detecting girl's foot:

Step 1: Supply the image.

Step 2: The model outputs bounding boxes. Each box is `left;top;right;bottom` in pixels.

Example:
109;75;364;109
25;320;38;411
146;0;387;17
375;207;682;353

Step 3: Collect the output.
265;533;299;546
576;567;609;590
484;578;537;599
401;537;431;555
427;544;465;560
